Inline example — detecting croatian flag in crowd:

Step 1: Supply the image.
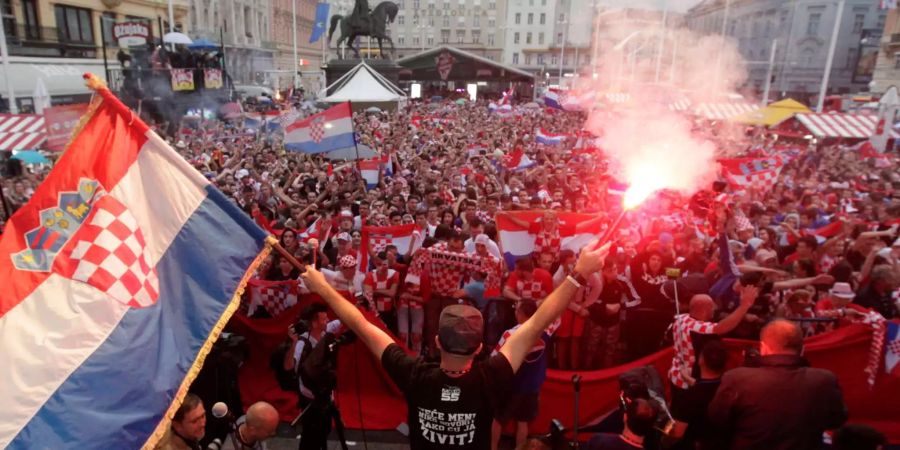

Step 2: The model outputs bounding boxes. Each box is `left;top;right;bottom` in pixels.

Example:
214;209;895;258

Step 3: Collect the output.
359;224;425;269
285;101;356;154
718;156;785;189
0;79;268;449
505;147;536;171
544;89;563;110
886;322;900;376
536;128;566;146
359;159;381;190
496;211;604;267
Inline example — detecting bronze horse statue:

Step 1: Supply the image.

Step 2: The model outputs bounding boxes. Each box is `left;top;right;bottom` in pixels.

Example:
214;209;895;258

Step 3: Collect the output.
328;1;399;59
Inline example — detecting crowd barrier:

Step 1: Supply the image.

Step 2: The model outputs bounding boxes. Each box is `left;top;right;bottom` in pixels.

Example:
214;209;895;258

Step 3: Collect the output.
226;293;900;443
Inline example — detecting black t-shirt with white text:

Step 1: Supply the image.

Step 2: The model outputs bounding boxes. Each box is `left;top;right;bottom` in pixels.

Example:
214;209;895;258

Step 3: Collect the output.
381;344;514;450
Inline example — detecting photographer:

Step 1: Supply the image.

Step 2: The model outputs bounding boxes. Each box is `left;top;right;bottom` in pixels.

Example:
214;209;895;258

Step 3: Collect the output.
283;304;342;450
299;241;610;450
584;398;658;450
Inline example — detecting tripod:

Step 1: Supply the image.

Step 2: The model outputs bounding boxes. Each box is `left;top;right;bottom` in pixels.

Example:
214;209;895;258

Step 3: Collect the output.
298;394;349;450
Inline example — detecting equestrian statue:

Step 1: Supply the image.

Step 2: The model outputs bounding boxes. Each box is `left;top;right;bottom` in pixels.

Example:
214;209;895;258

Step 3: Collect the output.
329;0;399;59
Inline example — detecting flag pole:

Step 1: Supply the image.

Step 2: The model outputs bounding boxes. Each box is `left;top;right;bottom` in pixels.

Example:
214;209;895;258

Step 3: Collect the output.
350;101;361;164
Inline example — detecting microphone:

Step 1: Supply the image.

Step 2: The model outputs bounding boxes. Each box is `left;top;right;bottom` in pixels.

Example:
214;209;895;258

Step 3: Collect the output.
211;402;233;422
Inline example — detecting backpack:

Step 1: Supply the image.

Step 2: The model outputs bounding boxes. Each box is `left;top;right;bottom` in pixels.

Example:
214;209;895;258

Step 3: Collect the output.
269;336;311;392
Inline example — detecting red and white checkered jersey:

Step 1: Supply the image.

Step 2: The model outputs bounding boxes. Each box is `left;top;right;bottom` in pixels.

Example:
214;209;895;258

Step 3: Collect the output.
668;313;717;389
322;269;365;297
246;279;298;317
479;254;503;296
506;269;554;301
364;269;399;311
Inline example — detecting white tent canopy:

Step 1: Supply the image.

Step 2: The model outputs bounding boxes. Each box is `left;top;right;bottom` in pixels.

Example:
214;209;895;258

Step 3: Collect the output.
320;61;407;103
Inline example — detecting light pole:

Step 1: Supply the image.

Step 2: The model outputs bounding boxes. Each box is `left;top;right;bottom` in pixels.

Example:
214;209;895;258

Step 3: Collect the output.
817;0;845;112
292;0;298;90
557;13;569;81
712;0;731;94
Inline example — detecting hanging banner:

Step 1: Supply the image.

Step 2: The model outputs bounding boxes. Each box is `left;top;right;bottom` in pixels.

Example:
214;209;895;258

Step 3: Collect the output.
204;69;223;89
171;69;195;91
42;103;89;152
435;51;455;81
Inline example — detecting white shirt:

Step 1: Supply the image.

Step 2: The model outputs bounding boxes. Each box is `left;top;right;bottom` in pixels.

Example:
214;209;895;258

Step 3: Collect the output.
292;319;342;398
321;268;365;296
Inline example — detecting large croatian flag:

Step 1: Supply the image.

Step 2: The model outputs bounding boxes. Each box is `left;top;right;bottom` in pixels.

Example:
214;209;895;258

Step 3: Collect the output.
285;101;356;154
495;211;603;267
359;159;381;190
544;89;563;110
0;76;269;449
536;128;566;146
359;224;425;269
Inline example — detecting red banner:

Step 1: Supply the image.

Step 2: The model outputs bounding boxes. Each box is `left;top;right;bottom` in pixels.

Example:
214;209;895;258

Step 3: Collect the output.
42;103;89;151
229;298;900;442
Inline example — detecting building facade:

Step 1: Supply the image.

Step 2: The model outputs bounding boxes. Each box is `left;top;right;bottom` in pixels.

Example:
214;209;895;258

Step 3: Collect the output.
502;0;593;85
268;0;321;92
1;0;188;111
686;0;886;102
187;0;274;83
871;6;900;94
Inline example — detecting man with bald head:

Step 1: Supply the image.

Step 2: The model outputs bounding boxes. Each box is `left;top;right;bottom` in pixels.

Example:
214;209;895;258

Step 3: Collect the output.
708;320;847;450
668;287;758;395
224;401;280;450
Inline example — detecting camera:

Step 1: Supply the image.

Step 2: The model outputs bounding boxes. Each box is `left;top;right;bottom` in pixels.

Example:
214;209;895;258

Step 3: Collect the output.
292;319;310;336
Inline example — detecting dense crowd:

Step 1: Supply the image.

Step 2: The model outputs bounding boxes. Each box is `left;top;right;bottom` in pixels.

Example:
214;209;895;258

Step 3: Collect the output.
3;94;898;450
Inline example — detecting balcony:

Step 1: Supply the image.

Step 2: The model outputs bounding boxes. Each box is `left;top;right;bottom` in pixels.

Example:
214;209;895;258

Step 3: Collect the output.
4;25;98;58
888;33;900;48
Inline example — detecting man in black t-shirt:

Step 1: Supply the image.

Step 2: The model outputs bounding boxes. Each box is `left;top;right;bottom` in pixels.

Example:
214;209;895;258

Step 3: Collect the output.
669;340;727;450
585;398;657;450
300;241;611;450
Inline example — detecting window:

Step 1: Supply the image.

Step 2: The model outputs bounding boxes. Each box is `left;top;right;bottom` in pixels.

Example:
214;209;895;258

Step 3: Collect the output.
806;13;821;36
443;1;449;9
414;0;421;8
473;15;479;27
538;32;544;44
441;29;450;42
514;32;519;44
413;36;420;45
515;13;521;24
512;52;519;63
894;53;900;70
852;14;864;33
551;53;557;64
537;53;544;64
488;17;495;27
398;35;405;45
526;31;532;44
472;30;480;43
489;1;495;9
427;36;434;45
525;53;532;64
527;13;533;24
1;0;14;40
487;33;494;45
22;0;40;39
440;15;447;26
456;30;465;43
55;5;95;44
458;16;465;25
101;11;117;46
847;47;858;68
398;15;405;25
556;32;562;44
558;13;565;23
540;13;545;25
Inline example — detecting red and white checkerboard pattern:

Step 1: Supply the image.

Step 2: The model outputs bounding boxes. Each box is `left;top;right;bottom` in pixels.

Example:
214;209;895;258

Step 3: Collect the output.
513;278;549;301
533;227;561;258
889;339;900;357
66;196;159;308
725;168;782;191
371;235;392;254
310;116;326;144
409;243;484;296
668;313;716;389
252;281;298;317
364;269;399;312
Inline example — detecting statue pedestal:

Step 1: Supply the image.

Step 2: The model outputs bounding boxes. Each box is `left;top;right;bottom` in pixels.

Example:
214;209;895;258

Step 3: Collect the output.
324;58;402;88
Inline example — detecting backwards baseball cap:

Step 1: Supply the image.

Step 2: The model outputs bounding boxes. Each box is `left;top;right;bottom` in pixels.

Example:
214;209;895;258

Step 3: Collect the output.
438;305;484;355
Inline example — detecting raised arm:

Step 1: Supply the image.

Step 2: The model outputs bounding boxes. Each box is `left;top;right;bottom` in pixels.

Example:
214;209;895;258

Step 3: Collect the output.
301;266;394;359
499;243;609;373
713;285;757;334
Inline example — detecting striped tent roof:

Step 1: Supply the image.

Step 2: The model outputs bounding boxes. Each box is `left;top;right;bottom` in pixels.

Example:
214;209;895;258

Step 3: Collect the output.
694;102;760;120
0;114;47;151
795;112;899;139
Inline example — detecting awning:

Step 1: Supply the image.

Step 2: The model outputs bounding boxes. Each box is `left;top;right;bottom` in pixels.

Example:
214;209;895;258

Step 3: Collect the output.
0;57;114;99
733;98;811;127
694;102;759;120
668;98;692;112
397;46;534;82
0;114;47;150
795;113;899;139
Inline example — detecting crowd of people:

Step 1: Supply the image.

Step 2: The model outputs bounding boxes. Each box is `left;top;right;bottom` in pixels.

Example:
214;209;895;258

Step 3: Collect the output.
2;91;898;450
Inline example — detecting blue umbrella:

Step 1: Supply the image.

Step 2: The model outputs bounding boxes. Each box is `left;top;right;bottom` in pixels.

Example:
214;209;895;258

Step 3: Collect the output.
11;150;49;165
188;38;220;50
